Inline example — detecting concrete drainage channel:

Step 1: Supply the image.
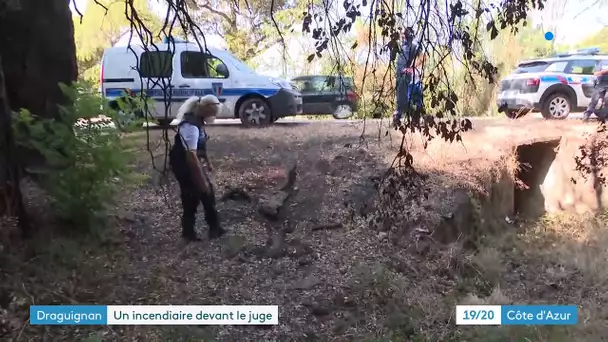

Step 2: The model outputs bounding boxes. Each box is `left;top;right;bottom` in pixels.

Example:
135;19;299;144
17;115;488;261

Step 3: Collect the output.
430;133;607;246
514;139;562;220
506;135;605;222
509;134;607;217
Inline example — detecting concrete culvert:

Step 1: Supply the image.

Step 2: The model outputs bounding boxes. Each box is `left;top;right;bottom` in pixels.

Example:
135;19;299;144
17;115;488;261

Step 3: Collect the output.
514;139;561;219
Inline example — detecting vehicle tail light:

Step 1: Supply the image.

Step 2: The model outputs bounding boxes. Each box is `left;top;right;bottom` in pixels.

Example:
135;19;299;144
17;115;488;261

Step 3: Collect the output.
346;90;358;102
526;78;540;86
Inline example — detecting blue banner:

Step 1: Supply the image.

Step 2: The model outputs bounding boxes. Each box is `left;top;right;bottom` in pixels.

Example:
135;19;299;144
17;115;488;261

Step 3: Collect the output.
501;305;578;325
30;305;107;325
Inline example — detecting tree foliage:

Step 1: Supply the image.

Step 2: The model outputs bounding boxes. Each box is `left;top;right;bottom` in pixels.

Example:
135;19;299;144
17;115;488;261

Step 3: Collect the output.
185;0;317;62
12;83;144;229
73;0;163;83
578;27;608;52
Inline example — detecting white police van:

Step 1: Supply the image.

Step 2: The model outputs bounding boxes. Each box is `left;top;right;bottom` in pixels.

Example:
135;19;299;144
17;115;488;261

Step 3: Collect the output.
100;38;303;126
497;47;608;119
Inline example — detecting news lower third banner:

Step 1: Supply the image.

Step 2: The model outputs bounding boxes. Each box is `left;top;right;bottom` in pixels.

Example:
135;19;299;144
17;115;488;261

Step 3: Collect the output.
456;305;578;325
30;305;278;325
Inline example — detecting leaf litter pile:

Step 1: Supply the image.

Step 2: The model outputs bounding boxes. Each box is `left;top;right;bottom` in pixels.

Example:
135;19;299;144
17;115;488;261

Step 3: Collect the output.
1;119;606;341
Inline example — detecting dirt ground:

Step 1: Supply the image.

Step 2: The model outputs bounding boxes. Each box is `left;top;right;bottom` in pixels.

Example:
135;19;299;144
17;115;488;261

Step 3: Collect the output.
1;116;607;341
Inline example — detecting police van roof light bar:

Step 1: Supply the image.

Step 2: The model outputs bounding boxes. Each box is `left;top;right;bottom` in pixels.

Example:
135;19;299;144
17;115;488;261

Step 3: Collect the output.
554;47;601;57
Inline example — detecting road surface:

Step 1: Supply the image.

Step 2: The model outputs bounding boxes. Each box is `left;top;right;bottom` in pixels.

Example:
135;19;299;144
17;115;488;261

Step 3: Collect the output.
141;112;588;128
79;112;590;130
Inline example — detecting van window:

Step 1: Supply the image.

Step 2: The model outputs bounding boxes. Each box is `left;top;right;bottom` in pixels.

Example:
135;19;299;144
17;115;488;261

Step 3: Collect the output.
206;56;229;78
140;51;173;78
513;61;549;74
544;61;568;73
180;52;228;79
567;59;598;75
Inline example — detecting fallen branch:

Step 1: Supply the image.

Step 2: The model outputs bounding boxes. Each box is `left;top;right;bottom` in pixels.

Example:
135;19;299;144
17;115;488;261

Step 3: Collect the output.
258;163;298;221
16;318;29;341
311;222;343;231
257;163;298;258
279;163;298;192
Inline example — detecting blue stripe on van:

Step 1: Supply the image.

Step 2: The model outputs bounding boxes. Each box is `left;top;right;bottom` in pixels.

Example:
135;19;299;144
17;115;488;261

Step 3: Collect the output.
539;75;592;85
539;75;564;83
104;87;279;98
149;97;226;103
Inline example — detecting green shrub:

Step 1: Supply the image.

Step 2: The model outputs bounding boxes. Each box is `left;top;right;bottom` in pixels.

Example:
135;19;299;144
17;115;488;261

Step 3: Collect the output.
12;82;144;230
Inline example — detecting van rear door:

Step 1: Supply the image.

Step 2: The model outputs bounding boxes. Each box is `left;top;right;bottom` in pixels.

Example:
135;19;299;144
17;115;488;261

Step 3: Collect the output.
138;49;181;121
101;49;139;106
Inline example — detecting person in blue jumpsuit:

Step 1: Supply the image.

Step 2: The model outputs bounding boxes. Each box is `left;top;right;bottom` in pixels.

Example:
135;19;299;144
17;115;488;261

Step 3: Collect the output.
393;27;424;127
169;95;225;241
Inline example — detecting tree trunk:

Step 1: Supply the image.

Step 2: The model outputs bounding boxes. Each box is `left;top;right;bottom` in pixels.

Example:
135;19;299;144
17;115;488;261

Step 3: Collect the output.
0;0;77;234
0;54;30;235
0;0;78;118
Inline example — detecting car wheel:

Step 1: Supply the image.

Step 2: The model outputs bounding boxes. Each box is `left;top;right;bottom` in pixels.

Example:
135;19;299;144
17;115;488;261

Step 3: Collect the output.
239;98;272;127
332;104;353;120
541;93;571;120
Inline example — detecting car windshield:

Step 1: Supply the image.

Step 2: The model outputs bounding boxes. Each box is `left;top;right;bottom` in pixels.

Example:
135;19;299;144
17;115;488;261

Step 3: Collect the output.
292;78;311;91
219;51;257;74
513;61;550;74
292;76;353;92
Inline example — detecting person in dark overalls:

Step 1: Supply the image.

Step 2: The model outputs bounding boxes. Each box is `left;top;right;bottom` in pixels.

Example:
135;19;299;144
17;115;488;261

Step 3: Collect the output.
393;27;422;127
170;95;225;241
583;60;608;122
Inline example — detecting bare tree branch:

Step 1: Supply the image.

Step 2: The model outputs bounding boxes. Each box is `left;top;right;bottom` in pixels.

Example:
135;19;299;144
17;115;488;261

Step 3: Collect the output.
573;0;602;20
199;2;236;26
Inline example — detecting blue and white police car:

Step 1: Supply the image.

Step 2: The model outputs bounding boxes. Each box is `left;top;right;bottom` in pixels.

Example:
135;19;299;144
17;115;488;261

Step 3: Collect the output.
100;38;303;126
497;47;608;119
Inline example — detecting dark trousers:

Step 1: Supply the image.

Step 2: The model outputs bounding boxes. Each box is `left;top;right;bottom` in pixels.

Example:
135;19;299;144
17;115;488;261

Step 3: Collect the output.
395;78;424;120
395;74;412;115
175;171;220;237
585;86;608;114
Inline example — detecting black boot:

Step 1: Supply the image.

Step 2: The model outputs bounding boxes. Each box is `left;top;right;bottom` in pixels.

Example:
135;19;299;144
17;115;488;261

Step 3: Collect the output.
201;193;225;239
181;214;200;241
583;111;592;122
392;111;401;129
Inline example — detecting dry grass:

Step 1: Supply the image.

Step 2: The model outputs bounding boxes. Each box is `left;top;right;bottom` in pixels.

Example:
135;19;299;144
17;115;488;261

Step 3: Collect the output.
525;213;608;284
454;211;608;342
470;246;503;285
1;118;606;341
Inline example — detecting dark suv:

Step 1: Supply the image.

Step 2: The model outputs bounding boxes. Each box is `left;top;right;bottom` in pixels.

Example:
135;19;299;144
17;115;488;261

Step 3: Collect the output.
291;75;359;119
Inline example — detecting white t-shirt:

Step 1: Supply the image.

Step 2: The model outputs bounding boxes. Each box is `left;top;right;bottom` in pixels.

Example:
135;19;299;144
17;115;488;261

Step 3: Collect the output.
178;123;199;151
